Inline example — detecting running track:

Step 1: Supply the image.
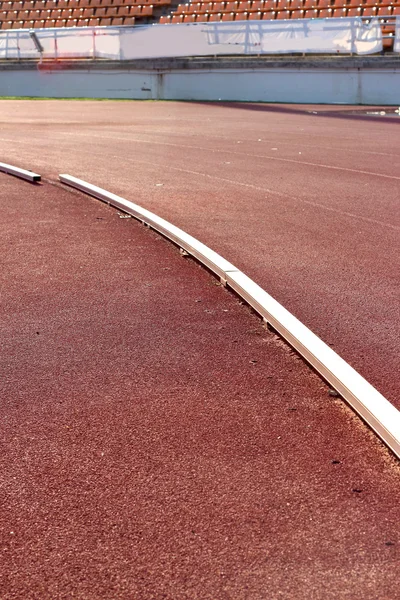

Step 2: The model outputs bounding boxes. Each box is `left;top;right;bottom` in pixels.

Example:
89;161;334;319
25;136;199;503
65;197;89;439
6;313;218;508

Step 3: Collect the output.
1;174;399;599
0;100;399;409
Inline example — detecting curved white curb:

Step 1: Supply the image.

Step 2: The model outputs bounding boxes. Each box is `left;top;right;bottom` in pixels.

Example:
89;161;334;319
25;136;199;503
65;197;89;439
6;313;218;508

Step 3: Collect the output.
59;173;400;459
0;161;41;182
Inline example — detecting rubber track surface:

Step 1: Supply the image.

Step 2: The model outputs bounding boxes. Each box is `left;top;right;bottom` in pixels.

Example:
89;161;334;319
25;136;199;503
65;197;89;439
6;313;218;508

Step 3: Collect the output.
0;175;399;599
0;100;399;410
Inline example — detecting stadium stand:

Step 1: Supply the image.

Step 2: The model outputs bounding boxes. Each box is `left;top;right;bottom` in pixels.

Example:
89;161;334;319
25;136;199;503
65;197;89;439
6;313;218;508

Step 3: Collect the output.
161;0;399;23
0;0;173;29
0;0;396;50
160;0;398;49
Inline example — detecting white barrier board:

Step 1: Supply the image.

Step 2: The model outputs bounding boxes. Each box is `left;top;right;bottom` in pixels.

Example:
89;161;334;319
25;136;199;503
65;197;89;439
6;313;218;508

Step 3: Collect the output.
0;18;383;60
120;19;382;58
0;27;121;59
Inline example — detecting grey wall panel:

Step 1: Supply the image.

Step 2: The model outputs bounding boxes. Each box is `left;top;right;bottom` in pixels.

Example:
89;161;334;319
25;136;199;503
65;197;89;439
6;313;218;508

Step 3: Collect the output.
0;70;158;99
0;66;399;105
161;69;360;103
359;70;400;105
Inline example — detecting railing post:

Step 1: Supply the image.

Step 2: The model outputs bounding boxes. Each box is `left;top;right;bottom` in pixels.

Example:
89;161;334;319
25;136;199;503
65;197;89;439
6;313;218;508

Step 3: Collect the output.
351;17;355;56
119;27;123;60
92;28;96;60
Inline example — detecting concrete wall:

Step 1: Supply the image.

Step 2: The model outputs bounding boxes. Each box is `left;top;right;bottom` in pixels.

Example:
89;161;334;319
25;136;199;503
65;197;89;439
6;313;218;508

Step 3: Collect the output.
1;62;400;104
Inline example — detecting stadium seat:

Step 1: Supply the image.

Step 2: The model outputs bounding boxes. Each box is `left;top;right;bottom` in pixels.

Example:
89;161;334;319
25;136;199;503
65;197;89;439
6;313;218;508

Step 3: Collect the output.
290;8;304;17
249;10;262;17
347;6;361;16
238;1;252;10
262;9;276;17
332;8;346;16
318;8;332;17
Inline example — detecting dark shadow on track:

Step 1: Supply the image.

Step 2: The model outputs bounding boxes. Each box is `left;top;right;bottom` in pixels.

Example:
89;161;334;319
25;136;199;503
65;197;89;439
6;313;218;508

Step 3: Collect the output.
188;101;400;124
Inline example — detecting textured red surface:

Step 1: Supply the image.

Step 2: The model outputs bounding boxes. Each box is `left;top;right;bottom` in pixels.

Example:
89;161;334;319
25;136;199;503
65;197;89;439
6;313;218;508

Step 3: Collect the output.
0;174;399;599
0;100;398;410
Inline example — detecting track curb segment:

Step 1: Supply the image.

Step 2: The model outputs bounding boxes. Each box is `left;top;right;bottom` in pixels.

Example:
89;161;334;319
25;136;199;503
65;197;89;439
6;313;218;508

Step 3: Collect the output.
0;161;41;182
59;173;400;459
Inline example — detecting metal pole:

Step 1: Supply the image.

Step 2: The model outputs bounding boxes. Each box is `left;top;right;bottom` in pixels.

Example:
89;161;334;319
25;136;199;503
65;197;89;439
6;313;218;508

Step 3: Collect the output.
93;28;96;60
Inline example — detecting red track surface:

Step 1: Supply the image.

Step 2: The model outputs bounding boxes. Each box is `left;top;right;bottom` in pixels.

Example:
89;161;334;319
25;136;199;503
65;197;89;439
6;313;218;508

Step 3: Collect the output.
1;174;399;599
0;100;399;410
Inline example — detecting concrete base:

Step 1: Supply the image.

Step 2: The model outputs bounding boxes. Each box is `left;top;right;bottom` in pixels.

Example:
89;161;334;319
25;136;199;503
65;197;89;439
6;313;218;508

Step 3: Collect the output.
1;56;400;104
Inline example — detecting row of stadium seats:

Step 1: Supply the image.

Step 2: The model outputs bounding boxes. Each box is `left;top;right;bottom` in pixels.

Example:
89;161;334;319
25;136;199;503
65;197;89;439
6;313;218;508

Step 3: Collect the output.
162;0;398;21
1;15;135;24
0;0;167;27
161;6;398;21
0;0;167;7
175;0;400;10
0;4;153;17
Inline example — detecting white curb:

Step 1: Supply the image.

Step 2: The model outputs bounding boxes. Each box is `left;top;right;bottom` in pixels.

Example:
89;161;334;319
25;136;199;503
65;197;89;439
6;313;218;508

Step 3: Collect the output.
0;162;41;182
59;173;400;459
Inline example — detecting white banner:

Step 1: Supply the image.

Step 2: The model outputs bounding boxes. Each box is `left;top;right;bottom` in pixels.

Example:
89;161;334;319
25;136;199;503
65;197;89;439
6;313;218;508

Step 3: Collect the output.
120;19;382;58
0;18;382;61
394;16;400;53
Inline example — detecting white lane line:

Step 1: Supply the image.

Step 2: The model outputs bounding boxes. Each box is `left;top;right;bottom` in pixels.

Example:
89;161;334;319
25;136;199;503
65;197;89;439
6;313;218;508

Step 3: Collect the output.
59;173;400;460
122;158;400;233
57;131;400;183
117;127;400;159
0;161;41;182
0;135;398;232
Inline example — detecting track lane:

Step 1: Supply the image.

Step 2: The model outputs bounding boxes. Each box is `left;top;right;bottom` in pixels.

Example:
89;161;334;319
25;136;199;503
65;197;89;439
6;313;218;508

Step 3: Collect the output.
1;174;400;600
0;100;399;409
